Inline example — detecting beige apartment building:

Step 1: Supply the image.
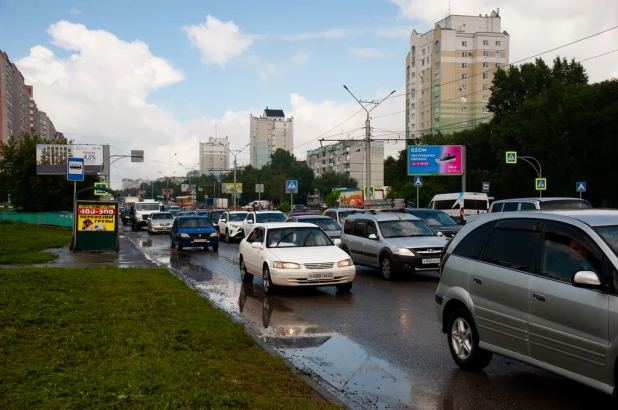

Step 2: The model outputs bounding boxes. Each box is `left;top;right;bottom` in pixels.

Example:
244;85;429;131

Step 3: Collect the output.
250;107;293;168
199;136;229;176
405;10;509;138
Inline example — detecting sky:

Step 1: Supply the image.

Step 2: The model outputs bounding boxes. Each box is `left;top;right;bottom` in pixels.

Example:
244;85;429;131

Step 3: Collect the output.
0;0;617;189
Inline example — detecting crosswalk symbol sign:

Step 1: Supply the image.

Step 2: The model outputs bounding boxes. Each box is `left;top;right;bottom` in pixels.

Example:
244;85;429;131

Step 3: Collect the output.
414;176;423;187
506;151;517;164
576;182;587;193
536;178;547;191
286;180;298;192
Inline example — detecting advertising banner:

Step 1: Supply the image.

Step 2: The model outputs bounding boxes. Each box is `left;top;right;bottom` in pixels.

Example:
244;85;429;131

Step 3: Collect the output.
222;183;243;194
162;188;174;195
36;144;104;175
77;204;117;231
338;189;364;208
181;184;190;192
407;145;464;176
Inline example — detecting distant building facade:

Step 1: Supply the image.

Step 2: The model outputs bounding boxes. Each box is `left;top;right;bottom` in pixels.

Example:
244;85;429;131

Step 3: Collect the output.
199;137;229;176
250;107;293;168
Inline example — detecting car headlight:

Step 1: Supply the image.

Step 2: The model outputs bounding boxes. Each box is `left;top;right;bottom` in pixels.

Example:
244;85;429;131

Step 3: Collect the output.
210;233;218;238
273;261;301;269
180;233;190;238
394;248;415;256
337;259;353;267
229;224;238;229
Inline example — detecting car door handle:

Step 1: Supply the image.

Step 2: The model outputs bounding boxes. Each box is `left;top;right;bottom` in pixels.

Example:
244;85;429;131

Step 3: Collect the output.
473;278;482;284
533;293;546;302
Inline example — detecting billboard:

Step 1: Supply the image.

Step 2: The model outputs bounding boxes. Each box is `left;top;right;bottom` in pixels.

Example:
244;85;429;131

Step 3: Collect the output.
407;145;464;176
77;204;116;231
222;183;243;194
36;144;104;175
181;184;190;193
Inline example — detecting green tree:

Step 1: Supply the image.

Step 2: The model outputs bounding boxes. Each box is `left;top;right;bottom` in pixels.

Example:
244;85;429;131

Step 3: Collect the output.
312;171;357;196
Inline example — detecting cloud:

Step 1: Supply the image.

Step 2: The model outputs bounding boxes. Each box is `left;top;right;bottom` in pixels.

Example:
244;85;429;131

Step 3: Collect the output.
255;50;310;80
183;15;257;66
282;28;350;41
68;8;82;15
375;25;414;38
388;0;618;83
350;48;390;59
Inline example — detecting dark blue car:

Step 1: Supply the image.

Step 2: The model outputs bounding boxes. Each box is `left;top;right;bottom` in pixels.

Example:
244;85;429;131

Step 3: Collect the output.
170;216;219;251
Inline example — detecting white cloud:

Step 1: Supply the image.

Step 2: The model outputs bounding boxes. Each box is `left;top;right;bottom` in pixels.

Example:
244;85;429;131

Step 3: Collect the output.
183;15;257;66
255;50;310;80
351;48;390;59
68;8;82;15
388;0;618;83
282;28;350;41
375;25;414;38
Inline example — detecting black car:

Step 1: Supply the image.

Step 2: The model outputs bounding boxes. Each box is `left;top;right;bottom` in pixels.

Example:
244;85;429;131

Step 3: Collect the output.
404;209;462;238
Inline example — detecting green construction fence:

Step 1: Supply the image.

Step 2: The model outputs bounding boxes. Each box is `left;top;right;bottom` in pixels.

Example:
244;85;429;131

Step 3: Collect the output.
0;211;74;228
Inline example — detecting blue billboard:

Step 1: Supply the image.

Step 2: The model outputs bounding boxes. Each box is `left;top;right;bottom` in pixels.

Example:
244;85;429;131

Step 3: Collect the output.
407;145;464;176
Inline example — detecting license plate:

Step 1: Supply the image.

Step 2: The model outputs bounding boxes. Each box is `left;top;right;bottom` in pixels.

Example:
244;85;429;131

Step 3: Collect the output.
308;272;334;280
422;258;440;264
194;239;208;243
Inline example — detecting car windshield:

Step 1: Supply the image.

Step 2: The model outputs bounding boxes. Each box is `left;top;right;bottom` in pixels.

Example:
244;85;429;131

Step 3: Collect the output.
266;227;333;248
378;220;435;238
338;211;355;223
210;211;224;220
195;210;208;215
136;203;160;211
256;213;287;223
151;213;173;220
539;200;592;210
169;210;179;217
229;213;248;222
410;211;457;226
178;212;194;216
594;226;618;256
179;218;213;228
299;218;341;231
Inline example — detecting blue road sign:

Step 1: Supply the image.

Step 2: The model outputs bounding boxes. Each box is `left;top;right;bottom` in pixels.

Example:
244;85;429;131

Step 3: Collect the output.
536;178;547;191
67;157;85;181
413;176;423;187
286;179;298;193
576;182;587;192
94;182;108;195
482;182;490;193
237;193;241;199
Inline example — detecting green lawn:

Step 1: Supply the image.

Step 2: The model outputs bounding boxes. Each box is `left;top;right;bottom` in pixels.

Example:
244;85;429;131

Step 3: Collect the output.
0;267;335;409
0;220;72;264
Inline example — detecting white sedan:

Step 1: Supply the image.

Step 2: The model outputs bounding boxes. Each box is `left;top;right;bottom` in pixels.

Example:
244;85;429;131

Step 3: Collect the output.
238;223;355;294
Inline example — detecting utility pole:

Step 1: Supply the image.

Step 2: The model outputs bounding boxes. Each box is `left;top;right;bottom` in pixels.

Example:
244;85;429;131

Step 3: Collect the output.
219;141;250;209
178;162;199;193
343;85;396;209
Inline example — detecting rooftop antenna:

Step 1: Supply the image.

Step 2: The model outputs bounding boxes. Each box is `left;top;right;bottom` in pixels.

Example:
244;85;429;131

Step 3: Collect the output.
448;1;451;16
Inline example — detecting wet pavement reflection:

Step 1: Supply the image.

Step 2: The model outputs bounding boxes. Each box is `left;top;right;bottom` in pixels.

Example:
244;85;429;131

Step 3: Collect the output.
126;226;617;410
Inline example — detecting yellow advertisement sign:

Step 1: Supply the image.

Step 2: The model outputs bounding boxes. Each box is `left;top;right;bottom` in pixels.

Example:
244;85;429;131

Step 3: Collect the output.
77;204;117;231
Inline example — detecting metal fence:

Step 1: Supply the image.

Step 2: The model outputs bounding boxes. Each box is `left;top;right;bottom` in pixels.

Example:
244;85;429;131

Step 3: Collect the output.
0;212;74;228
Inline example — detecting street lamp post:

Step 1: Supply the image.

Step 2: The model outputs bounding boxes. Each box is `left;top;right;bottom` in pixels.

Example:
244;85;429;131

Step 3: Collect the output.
159;171;176;205
218;142;250;209
343;85;396;209
178;162;200;186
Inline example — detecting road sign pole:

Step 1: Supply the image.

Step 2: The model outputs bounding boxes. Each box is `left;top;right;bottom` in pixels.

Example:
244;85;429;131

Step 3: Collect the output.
417;186;419;208
291;193;293;208
580;192;582;199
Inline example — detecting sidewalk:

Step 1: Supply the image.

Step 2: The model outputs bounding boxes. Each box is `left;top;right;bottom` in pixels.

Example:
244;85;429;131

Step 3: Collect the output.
37;233;159;268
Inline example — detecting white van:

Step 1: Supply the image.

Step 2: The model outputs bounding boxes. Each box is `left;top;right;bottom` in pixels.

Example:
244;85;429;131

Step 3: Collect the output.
427;192;489;222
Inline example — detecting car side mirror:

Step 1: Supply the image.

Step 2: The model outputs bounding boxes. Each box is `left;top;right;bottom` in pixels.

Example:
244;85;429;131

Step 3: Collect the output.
333;238;342;246
368;234;378;240
249;220;254;224
221;218;226;222
436;231;445;237
251;241;263;249
572;271;602;288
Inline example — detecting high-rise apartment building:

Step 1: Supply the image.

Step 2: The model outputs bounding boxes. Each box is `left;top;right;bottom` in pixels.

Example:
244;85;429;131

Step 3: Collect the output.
37;111;56;140
250;107;293;168
199;137;229;176
405;10;509;138
0;51;15;144
307;141;384;191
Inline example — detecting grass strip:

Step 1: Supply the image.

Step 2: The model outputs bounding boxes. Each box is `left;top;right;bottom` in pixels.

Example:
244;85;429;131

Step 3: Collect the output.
0;267;335;409
0;220;71;264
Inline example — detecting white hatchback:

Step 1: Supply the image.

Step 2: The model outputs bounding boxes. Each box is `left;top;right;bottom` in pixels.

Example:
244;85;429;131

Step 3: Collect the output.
241;211;287;237
238;223;355;294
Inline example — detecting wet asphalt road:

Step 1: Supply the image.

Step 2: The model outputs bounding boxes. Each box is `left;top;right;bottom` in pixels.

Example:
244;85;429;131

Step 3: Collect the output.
125;226;616;410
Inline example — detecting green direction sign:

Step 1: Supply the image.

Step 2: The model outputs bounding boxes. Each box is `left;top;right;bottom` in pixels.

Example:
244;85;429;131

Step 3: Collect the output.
198;187;203;192
506;151;517;164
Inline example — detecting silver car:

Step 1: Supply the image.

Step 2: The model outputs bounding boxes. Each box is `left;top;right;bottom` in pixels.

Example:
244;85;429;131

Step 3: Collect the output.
147;212;175;234
436;210;618;396
340;211;448;280
285;215;342;240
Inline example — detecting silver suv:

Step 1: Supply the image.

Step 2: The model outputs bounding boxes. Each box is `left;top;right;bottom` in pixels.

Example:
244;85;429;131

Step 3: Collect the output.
489;197;591;212
436;210;618;396
340;210;448;280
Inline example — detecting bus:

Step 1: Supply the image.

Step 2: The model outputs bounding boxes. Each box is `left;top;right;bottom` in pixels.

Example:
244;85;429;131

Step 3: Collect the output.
174;196;196;209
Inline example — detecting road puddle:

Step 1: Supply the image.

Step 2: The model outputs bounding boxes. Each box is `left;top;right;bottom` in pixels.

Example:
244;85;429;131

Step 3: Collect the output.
137;238;166;248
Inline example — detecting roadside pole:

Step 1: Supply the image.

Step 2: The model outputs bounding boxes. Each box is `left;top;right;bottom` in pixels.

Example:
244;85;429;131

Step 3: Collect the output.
417;187;419;208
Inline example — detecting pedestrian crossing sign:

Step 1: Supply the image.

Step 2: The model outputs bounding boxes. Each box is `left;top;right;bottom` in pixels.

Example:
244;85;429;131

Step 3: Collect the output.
576;182;587;193
414;176;423;187
286;180;298;193
506;151;517;164
536;178;547;191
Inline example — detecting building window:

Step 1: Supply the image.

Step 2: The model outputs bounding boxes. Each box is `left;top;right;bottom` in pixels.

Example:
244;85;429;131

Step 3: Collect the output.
435;73;440;80
496;51;501;57
462;63;467;69
496;63;501;69
422;59;425;66
461;52;466;58
483;51;489;57
411;103;416;109
462;41;467;46
435;62;440;69
483;62;489;68
462;107;467;113
483;40;489;46
483;95;489;102
496;41;501;46
434;85;440;92
434;95;439;102
462;74;467;80
462;119;468;125
483;84;489;91
435;117;440;124
422;48;426;56
483;117;489;123
461;85;467;91
461;96;467;102
483;73;489;79
483;106;489;113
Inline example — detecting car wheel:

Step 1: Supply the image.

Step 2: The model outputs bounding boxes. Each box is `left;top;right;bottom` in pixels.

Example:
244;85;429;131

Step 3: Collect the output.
240;257;254;283
178;242;184;251
225;229;231;243
380;255;395;280
263;265;277;295
212;244;219;252
447;308;493;371
336;282;353;293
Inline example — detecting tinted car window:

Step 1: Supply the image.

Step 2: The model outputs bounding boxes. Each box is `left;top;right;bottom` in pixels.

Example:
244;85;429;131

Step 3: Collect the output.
256;213;287;223
464;199;487;210
482;227;541;273
378;220;435;238
229;213;248;222
434;200;455;210
151;213;173;219
519;202;536;211
490;203;503;212
338;211;355;223
409;210;457;226
452;220;498;260
366;222;377;237
354;221;367;237
595;225;618;258
343;219;355;234
179;218;214;228
503;202;519;212
539;199;592;210
542;231;601;282
246;228;259;243
298;218;340;231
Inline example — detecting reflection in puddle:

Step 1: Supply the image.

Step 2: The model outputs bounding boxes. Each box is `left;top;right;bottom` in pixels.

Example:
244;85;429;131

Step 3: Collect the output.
137;238;165;248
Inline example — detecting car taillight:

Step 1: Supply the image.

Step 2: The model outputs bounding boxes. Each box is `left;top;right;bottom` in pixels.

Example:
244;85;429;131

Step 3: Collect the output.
460;207;465;221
